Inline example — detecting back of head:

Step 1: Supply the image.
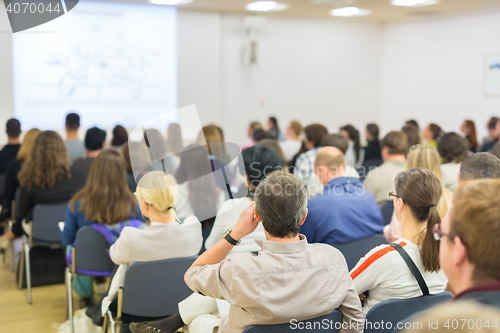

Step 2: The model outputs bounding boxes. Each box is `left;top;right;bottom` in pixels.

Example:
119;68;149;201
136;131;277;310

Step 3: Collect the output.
315;147;345;170
290;120;302;137
18;130;70;189
321;134;348;154
304;124;328;148
71;149;137;224
269;116;278;128
85;127;107;151
136;171;178;221
487;117;499;130
460;153;500;181
407;145;443;180
437;132;469;164
451;179;500;283
252;129;272;142
17;128;41;161
249;122;263;132
111;125;128;147
366;123;379;140
258;139;287;165
395;168;442;272
381;131;409;156
65;112;80;131
405;119;419;131
428;124;442;140
198;125;223;156
402;123;420;148
6;118;21;138
242;144;284;189
166;122;183;154
255;171;307;238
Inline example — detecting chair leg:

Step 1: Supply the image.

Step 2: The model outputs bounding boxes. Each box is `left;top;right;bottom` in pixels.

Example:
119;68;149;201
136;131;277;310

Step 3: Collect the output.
17;243;25;290
66;268;75;333
102;314;108;333
107;310;117;333
10;240;15;272
24;243;32;305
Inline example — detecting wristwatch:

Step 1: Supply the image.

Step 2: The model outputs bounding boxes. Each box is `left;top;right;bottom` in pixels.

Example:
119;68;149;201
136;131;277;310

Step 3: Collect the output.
223;229;241;246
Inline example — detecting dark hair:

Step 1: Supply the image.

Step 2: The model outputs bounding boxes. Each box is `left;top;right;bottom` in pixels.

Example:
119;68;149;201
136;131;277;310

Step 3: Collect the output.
252;129;271;142
428;124;442;140
487;117;500;130
395;168;442;272
304;124;328;148
255;171;306;238
6;118;21;138
437;132;468;164
85;127;107;151
381;131;408;156
321;134;348;154
269;117;278;128
402;123;420;148
406;120;419;131
111;125;128;147
65;113;80;131
459;152;500;181
258;139;287;166
341;125;361;163
366;123;379;140
242;144;284;189
463;120;478;150
166;123;183;153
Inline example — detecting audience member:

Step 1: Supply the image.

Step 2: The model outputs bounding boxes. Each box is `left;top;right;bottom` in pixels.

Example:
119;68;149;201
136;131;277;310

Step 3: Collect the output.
436;179;500;308
0;118;22;174
279;120;302;162
241;122;262;150
422;123;442;149
110;125;128;149
480;117;499;148
301;147;383;244
204;144;284;254
64;112;85;164
351;168;448;314
102;171;202;328
459;152;500;181
364;123;382;161
402;123;420;148
197;125;231;165
73;127;107;181
122;142;151;193
1;128;40;221
166;122;183;171
134;171;364;333
341;124;364;168
493;142;500;160
405;119;420;131
438;132;469;192
364;131;408;205
258;138;287;167
294;123;328;186
251;128;271;142
481;117;500;153
267;116;283;141
144;128;175;175
461;120;478;153
386;145;451;243
0;131;85;242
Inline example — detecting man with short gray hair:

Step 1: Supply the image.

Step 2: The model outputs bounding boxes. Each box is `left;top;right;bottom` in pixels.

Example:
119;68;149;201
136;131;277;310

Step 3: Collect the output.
166;171;364;333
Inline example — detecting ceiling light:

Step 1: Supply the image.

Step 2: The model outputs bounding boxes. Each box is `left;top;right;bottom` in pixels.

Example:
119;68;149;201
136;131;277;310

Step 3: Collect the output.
245;1;289;12
330;7;372;17
148;0;193;5
391;0;439;7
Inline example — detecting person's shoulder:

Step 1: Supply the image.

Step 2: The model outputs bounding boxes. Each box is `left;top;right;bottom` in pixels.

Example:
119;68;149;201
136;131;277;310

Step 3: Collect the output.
70;164;85;178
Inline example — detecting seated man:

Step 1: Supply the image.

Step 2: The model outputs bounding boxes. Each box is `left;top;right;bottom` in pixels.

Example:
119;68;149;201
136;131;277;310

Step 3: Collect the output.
437;178;500;308
72;126;106;181
301;147;383;244
132;171;363;333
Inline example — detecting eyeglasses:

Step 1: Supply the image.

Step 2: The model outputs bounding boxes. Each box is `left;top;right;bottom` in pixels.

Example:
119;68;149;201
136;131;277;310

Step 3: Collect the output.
432;223;456;241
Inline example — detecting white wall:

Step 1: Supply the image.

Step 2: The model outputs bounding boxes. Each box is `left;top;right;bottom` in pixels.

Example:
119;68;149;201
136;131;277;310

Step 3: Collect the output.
381;6;500;141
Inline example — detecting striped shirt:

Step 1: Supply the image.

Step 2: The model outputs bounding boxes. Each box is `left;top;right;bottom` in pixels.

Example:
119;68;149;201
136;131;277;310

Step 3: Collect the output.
294;147;320;186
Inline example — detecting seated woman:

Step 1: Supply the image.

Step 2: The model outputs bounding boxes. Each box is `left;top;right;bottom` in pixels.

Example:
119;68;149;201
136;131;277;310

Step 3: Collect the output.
350;168;448;315
438;132;469;192
102;171;203;328
0;131;85;242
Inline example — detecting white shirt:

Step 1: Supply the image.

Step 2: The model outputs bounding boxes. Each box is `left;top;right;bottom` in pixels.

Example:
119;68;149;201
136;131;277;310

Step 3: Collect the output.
350;238;448;315
205;197;267;255
101;217;203;315
175;183;226;220
279;139;302;162
345;141;365;168
441;163;461;193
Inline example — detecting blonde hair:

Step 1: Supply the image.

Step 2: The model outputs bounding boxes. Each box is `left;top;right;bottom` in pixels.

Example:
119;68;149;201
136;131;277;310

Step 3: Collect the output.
407;145;449;218
17;128;41;161
135;171;178;220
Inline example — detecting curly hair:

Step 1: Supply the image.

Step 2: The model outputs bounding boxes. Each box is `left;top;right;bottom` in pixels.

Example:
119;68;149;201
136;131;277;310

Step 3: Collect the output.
18;131;71;190
438;132;469;164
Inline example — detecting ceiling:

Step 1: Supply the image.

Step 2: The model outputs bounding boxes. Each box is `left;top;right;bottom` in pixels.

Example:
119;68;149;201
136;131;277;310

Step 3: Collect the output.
173;0;500;23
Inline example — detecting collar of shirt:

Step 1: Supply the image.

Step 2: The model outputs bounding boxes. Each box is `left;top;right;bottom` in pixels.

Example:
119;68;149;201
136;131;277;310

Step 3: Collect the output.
453;281;500;300
149;221;175;227
324;177;362;190
255;234;308;254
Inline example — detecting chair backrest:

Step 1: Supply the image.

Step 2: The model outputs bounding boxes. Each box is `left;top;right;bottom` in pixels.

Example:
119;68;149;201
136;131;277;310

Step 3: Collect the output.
332;234;387;271
364;292;453;333
74;226;116;276
0;174;5;199
380;201;394;226
242;310;343;333
121;256;197;317
32;202;68;245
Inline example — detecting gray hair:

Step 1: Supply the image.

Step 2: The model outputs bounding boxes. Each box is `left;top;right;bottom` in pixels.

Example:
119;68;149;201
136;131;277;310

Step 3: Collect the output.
254;171;307;238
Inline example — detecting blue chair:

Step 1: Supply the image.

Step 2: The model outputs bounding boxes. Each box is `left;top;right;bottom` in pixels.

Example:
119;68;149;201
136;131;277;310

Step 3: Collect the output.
380;201;394;226
363;292;453;333
332;234;387;271
242;310;343;333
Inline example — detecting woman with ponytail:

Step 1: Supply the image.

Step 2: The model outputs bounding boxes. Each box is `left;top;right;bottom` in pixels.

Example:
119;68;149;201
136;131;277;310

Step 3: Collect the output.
341;124;364;168
350;168;448;315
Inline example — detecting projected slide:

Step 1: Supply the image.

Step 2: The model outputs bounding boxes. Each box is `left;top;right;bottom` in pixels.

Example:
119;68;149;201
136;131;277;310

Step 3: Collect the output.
12;0;177;129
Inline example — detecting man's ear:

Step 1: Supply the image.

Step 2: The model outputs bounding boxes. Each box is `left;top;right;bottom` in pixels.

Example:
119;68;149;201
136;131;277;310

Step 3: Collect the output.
299;208;308;226
254;207;262;223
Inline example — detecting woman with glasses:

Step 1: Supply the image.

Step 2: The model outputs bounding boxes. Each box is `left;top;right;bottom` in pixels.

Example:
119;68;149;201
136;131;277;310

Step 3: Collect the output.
350;168;448;315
